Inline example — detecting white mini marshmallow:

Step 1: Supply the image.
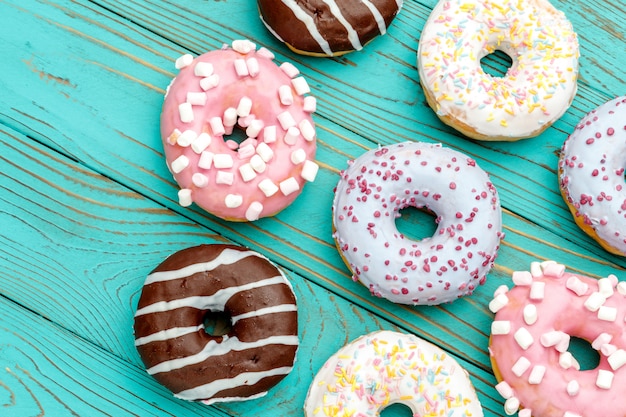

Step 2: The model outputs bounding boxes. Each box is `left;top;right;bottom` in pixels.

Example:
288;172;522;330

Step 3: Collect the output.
284;126;300;145
263;125;277;143
528;365;546;384
584;292;606;312
198;151;214;169
503;397;520;416
245;201;263;221
566;276;588;296
279;62;300;78
292;76;310;95
232;39;255;54
608;349;626;370
514;327;534;350
186;92;207;106
491;320;511;335
175;53;193;69
213;154;234;169
224;194;243;208
563;412;582;417
607;274;619;287
601;343;617;357
238;144;256;160
566;380;580;396
178;188;192;206
256;142;274;162
598;306;617;322
257;46;275;60
559;351;575;369
246;58;259;77
523;304;538;325
596;369;614;389
234;58;249;77
301;160;319;182
167;128;181;145
237;96;253;117
250;155;266;173
495;381;514;399
512;270;533;286
529;281;545;300
177;130;197;147
192;132;212;154
216;171;234;185
178;102;194;123
246;119;264;138
540;330;564;348
518;410;532;417
299;119;316;141
617;281;626;295
200;74;220;91
239;163;257;182
598;277;615;297
488;293;509;313
194;61;213;77
530;261;542;277
291;148;306;165
493;285;508;297
279;85;294;106
171;155;189;173
280;177;300;195
192;173;209;188
511;356;531;377
555;333;571;353
209;117;225;136
277;111;297;130
541;261;565;277
592;332;612;350
223;107;238;127
258;178;279;197
303;95;317;113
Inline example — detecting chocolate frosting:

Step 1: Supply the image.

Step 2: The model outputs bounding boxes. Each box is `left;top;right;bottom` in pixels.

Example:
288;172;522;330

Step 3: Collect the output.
133;244;298;404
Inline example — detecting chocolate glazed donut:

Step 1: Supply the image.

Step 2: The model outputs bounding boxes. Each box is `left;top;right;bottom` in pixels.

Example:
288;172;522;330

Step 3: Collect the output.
133;244;298;405
258;0;403;56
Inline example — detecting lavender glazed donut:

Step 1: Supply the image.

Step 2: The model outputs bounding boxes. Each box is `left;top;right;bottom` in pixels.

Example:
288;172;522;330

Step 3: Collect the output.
332;142;503;305
133;244;298;405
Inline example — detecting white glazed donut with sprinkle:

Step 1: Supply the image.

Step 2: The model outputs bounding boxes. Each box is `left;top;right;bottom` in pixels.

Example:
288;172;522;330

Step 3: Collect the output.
489;260;626;417
304;330;484;416
161;40;319;221
559;96;626;256
417;0;579;141
332;142;503;305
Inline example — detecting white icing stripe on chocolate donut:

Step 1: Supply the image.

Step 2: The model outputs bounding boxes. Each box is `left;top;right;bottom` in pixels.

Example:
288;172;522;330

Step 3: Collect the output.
361;0;388;35
280;0;332;55
135;276;285;316
135;325;204;347
176;366;295;401
144;248;258;285
231;304;298;324
320;0;363;51
148;335;299;375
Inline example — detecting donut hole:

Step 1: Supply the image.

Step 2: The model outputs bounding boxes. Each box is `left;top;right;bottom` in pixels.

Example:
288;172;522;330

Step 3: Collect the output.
480;49;514;78
395;206;438;241
380;403;414;416
203;310;232;336
567;336;601;371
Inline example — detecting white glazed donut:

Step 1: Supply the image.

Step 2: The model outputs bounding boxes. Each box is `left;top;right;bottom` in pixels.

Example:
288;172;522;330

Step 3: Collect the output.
304;330;484;416
417;0;579;141
559;96;626;256
332;142;503;305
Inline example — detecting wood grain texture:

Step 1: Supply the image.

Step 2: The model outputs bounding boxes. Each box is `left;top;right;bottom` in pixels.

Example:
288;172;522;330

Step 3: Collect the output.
1;0;625;415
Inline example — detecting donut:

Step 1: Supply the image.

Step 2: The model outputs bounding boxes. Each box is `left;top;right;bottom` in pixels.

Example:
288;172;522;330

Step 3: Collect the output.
558;96;626;256
161;40;319;221
489;260;626;416
133;244;299;404
417;0;579;141
304;330;484;416
332;142;503;305
257;0;403;57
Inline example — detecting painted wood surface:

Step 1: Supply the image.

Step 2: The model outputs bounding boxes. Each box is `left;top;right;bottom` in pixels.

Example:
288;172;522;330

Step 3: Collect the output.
1;0;625;415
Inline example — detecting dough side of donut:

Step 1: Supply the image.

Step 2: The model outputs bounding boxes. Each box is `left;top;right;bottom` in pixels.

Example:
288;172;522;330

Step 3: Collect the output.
134;244;299;405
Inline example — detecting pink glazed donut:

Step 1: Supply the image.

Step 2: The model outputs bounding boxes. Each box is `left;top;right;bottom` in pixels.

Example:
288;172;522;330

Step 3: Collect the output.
161;40;319;221
332;142;503;305
489;260;626;417
559;96;626;256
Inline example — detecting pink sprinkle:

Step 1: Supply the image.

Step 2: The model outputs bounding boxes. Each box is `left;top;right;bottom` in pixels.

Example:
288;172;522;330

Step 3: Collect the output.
449;182;457;189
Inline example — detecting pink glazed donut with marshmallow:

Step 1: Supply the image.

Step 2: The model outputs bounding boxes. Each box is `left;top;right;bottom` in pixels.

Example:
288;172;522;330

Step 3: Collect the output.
489;260;626;417
161;40;319;221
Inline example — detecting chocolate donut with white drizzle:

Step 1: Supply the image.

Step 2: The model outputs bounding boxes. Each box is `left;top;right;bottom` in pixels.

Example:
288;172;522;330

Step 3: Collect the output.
133;244;298;404
258;0;403;56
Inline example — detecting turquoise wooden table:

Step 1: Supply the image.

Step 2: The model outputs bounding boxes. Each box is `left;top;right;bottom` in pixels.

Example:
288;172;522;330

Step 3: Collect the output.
1;0;625;416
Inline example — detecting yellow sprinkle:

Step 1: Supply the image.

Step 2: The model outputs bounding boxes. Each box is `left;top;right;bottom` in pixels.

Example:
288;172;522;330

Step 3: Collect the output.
500;119;508;127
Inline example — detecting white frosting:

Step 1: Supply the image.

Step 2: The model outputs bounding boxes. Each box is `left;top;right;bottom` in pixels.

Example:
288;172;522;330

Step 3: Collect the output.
417;0;579;140
332;142;503;305
304;330;484;416
559;96;626;255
